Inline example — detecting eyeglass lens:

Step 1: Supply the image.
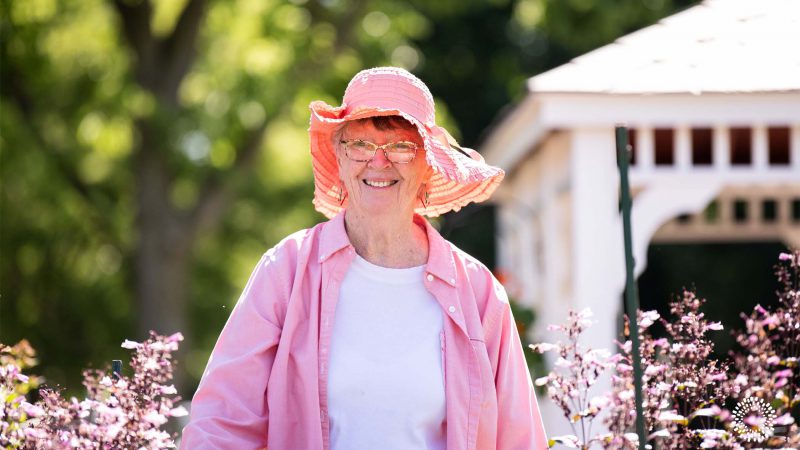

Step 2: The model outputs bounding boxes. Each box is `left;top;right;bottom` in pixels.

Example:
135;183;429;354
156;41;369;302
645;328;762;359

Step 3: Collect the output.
342;140;417;163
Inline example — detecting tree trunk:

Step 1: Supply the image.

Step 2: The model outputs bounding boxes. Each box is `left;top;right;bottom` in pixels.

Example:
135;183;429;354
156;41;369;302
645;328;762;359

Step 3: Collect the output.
134;121;192;388
111;0;208;390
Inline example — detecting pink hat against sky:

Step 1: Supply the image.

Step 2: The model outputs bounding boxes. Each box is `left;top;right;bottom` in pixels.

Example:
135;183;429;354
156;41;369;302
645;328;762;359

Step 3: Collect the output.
308;66;504;219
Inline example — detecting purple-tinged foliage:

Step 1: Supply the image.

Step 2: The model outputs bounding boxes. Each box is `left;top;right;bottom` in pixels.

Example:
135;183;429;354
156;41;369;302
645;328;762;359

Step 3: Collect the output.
730;250;800;448
537;251;800;449
0;340;43;449
605;292;737;449
0;332;186;449
530;309;618;449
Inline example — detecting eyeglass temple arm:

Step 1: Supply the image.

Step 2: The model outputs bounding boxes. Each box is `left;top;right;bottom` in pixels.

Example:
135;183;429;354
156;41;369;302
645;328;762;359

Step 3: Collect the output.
449;142;473;159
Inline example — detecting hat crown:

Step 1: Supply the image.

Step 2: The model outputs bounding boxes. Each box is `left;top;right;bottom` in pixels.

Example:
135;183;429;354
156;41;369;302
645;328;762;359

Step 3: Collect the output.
342;67;436;127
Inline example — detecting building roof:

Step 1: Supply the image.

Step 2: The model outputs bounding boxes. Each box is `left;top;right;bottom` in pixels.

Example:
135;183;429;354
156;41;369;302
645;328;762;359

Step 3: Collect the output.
529;0;800;95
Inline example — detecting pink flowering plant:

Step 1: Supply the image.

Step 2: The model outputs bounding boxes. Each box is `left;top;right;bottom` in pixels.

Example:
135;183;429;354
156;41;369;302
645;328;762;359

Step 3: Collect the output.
533;250;800;449
603;292;738;449
1;340;43;448
0;332;186;449
530;309;618;448
730;250;800;448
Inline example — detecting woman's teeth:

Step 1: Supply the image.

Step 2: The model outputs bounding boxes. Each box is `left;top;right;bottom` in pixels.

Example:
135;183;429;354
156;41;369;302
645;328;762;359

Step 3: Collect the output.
363;180;398;188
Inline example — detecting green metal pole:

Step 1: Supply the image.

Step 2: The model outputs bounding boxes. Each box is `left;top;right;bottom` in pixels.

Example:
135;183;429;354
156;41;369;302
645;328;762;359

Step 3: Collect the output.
615;125;647;450
112;359;122;380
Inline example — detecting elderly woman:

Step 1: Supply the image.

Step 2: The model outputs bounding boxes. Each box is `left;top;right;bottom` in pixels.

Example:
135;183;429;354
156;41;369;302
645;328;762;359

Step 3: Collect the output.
181;67;548;450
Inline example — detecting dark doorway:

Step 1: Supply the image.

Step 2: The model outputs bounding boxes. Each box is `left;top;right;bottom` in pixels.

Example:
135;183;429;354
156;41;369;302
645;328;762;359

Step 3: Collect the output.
635;242;788;357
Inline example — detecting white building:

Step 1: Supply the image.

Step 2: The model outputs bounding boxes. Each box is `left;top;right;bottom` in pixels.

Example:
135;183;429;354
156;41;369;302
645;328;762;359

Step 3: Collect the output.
481;0;800;438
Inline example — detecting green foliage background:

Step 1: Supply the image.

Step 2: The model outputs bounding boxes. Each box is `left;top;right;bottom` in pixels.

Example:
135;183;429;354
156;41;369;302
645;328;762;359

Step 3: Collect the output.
1;0;697;396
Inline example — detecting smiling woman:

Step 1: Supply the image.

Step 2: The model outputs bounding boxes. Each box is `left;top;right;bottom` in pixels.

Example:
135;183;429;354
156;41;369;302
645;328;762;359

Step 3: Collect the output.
180;67;549;449
334;116;433;267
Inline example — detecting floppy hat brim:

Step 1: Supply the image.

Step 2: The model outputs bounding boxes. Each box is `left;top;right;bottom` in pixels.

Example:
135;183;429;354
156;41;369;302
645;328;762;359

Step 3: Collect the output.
309;100;504;220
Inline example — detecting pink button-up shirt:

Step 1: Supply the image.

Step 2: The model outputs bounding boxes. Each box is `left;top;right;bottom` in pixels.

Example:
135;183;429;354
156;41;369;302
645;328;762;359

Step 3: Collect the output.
180;213;548;450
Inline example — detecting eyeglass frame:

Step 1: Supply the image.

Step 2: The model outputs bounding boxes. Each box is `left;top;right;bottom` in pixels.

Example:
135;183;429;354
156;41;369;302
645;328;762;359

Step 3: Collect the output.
339;139;421;164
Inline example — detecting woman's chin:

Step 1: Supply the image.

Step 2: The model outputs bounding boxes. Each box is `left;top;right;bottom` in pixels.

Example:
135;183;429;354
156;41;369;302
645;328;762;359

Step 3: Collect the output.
351;199;413;218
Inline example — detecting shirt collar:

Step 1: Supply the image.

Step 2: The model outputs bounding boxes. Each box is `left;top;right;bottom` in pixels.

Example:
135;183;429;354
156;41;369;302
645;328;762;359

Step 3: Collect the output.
318;211;351;263
418;216;457;287
318;211;457;288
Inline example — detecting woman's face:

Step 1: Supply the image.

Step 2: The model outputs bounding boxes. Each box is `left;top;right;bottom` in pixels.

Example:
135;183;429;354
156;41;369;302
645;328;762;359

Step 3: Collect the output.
336;119;432;218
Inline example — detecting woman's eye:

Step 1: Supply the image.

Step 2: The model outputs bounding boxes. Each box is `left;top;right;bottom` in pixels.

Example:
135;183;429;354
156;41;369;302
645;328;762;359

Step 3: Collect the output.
351;140;370;150
392;142;416;152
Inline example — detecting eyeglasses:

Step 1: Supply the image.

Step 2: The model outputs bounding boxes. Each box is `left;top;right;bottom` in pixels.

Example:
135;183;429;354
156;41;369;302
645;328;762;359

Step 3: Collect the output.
339;139;420;164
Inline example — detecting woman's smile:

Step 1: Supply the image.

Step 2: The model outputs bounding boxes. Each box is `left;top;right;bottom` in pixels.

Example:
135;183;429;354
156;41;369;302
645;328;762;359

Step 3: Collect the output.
362;179;399;188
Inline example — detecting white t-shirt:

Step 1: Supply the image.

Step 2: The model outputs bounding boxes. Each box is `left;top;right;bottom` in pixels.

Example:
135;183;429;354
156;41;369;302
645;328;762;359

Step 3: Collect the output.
328;254;446;450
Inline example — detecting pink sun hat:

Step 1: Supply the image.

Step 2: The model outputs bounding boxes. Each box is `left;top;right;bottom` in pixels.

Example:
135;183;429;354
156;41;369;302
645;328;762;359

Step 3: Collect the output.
308;67;505;219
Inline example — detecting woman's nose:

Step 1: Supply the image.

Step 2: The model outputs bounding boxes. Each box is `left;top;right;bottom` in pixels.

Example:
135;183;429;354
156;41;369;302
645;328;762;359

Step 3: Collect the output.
367;148;392;169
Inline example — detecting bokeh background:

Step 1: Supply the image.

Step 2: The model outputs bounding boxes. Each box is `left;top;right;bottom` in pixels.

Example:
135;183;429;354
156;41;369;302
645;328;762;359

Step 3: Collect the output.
3;0;746;399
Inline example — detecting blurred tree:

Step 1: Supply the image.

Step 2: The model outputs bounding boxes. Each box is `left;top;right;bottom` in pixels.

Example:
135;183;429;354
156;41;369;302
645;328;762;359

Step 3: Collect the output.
1;0;698;393
1;0;447;390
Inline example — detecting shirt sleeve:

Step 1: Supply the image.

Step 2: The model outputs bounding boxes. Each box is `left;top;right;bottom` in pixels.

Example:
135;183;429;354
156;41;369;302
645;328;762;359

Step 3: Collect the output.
180;249;289;450
486;278;550;450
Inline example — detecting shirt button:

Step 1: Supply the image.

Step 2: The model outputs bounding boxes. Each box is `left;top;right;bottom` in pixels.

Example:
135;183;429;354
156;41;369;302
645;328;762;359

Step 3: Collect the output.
426;274;434;282
450;278;455;284
448;306;456;313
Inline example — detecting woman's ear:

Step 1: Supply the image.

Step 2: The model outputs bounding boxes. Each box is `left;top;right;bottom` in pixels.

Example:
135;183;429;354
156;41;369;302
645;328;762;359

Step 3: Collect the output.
333;137;347;171
335;148;343;168
424;165;435;183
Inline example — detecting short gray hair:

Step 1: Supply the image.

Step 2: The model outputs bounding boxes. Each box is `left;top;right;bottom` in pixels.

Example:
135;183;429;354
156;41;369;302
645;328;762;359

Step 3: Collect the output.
332;116;416;146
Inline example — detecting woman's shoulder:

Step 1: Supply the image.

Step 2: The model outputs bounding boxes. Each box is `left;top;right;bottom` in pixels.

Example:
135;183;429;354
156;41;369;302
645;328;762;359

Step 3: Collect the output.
425;220;505;302
442;240;509;305
438;238;493;280
260;221;328;268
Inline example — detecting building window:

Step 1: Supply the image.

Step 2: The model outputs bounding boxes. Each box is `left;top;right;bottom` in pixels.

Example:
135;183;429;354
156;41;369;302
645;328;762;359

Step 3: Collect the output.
793;199;800;223
692;127;713;166
730;127;752;165
734;199;748;223
768;126;790;165
654;128;674;166
704;201;719;223
762;199;777;222
676;213;692;224
628;128;637;166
